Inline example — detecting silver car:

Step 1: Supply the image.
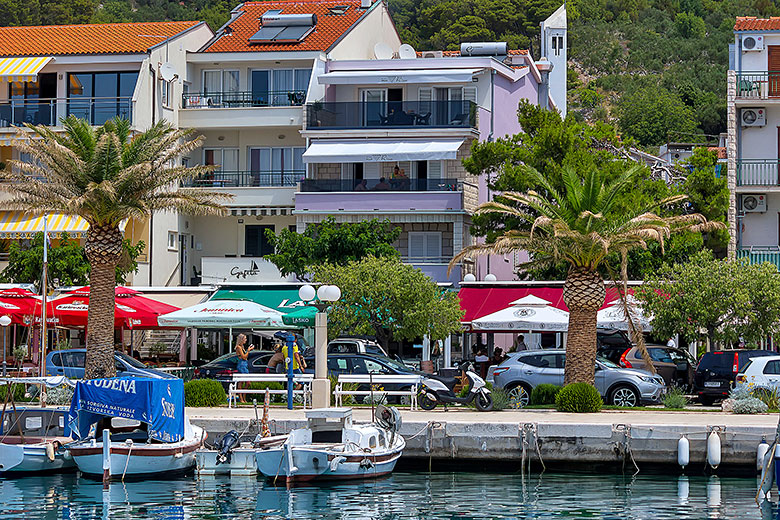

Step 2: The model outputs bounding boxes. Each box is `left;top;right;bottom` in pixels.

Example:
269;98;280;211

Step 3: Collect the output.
489;349;666;408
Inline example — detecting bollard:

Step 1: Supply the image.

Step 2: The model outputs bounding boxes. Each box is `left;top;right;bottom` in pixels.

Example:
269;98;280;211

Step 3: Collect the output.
286;333;295;410
102;429;111;488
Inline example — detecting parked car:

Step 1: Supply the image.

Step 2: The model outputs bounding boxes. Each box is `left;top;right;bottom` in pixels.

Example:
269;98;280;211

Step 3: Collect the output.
193;350;275;382
695;349;776;405
489;349;666;408
596;329;634;364
619;345;697;390
736;355;780;392
46;349;176;379
302;337;389;358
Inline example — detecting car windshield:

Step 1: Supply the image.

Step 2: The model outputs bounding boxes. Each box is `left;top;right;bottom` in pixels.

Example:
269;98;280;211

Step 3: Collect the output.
597;356;620;369
372;355;409;372
209;352;238;364
117;353;147;369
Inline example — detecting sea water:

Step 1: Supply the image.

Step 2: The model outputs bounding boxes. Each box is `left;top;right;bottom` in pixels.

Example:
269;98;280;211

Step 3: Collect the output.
0;471;775;519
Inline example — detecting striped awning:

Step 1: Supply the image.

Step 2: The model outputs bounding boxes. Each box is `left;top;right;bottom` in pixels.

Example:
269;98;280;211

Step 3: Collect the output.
0;212;89;239
0;57;53;82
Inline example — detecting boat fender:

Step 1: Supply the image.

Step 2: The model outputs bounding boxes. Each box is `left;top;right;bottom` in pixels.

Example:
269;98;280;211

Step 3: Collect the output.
758;442;776;499
45;443;55;462
707;431;721;469
359;457;374;469
678;436;689;469
758;438;770;472
329;455;346;472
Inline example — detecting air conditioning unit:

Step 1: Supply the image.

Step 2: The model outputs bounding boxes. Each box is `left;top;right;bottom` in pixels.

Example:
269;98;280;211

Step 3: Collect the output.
422;51;443;59
743;194;767;212
741;107;766;127
742;35;764;52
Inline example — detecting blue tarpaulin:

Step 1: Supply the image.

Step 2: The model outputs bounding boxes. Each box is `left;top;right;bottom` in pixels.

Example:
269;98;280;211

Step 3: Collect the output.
66;377;185;443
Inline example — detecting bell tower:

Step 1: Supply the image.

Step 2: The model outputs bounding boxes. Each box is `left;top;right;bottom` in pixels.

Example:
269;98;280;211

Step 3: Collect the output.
540;4;567;116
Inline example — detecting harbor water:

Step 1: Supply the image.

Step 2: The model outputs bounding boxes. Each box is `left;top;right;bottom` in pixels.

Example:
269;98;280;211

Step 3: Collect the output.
0;470;776;519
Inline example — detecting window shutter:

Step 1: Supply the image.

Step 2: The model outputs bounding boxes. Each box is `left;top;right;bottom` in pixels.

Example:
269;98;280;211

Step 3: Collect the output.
426;232;442;261
428;160;442;179
409;233;425;261
419;87;433;113
364;162;380;178
464;86;477;105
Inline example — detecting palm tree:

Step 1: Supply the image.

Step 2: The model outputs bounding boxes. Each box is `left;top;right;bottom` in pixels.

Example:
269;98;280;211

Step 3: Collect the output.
0;116;227;379
451;164;718;385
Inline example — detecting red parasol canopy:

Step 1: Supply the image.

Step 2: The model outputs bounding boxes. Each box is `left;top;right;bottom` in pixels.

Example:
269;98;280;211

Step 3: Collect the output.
0;288;44;325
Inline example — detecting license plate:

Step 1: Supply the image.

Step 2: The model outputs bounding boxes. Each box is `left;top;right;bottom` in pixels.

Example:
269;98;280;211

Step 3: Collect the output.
704;381;721;388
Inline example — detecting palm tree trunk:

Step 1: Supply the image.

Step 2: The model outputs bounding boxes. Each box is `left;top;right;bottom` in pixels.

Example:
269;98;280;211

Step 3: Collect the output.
84;224;123;379
563;267;606;385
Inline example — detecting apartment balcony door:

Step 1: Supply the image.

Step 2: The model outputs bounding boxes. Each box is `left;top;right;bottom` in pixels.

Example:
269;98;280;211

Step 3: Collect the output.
770;46;780;97
361;89;386;126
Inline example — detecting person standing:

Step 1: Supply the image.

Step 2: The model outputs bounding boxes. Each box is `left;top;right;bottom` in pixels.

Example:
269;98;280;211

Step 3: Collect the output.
235;334;254;403
282;339;307;374
667;337;676;349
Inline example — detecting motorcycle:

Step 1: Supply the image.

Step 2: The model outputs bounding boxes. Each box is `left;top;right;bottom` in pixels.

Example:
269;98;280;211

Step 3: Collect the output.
417;362;493;411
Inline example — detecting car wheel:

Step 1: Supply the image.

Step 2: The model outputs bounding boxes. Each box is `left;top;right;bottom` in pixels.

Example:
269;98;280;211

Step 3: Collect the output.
610;385;639;407
507;384;531;409
699;395;716;406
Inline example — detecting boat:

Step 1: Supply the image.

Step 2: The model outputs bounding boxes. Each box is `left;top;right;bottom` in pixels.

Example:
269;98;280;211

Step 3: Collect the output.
196;433;287;476
65;377;205;480
0;376;77;475
255;406;404;483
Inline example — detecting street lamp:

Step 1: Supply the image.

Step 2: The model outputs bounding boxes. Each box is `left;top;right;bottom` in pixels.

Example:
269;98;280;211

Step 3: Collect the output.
299;284;341;408
0;315;11;376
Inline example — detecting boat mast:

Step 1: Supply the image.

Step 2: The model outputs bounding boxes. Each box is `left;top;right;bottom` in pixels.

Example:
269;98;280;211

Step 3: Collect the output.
39;215;48;381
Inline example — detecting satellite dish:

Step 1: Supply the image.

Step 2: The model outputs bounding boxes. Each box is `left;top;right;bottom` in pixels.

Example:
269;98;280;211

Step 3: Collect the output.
399;44;417;59
159;62;177;82
374;42;393;60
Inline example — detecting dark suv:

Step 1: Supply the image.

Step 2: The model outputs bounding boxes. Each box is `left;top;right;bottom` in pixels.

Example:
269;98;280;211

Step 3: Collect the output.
596;329;633;363
694;349;775;405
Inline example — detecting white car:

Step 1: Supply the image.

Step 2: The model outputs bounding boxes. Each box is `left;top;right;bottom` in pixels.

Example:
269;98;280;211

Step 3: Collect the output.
735;355;780;390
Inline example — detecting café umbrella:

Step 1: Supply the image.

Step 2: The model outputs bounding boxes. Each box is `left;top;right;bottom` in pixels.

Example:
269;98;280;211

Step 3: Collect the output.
596;295;653;332
470;295;570;332
157;299;292;329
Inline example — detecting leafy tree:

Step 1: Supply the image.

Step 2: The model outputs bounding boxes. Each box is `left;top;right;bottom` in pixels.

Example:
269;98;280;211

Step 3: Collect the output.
264;217;401;281
637;251;780;350
0;233;144;287
0;116;226;378
313;256;463;353
616;86;698;147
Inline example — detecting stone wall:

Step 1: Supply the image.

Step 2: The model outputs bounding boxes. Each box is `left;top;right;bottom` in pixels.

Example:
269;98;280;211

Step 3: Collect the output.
313;163;341;180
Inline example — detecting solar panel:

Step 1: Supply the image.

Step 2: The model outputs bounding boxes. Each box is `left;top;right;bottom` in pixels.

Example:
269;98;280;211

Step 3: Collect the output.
273;25;314;41
248;26;286;41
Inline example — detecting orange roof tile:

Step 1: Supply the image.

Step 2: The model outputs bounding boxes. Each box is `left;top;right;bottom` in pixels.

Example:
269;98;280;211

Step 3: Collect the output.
735;17;780;31
0;21;203;57
707;146;727;160
202;0;375;53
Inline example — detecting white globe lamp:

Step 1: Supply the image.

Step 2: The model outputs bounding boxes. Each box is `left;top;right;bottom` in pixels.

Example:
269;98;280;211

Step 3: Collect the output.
324;285;341;302
317;285;330;301
484;273;497;282
463;273;476;282
0;316;11;327
298;284;316;302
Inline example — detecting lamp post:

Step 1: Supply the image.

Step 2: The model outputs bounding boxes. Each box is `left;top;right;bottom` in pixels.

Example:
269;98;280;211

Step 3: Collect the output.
0;315;9;376
299;284;341;408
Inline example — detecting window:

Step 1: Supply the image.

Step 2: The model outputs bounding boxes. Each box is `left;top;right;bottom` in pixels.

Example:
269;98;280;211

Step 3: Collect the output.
244;225;273;257
328;358;348;372
521;353;561;369
248;147;304;185
647;348;674;363
168;231;178;251
9;73;56;125
764;360;780;375
161;80;171;108
61;351;86;368
67;72;137;125
328;342;358;354
202;70;240;105
204;148;240;183
408;232;442;262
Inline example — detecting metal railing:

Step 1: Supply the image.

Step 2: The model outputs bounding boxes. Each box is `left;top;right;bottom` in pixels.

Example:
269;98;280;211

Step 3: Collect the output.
736;72;780;99
402;256;451;264
306;100;477;129
0;97;133;127
300;178;461;192
188;170;305;188
736;159;779;186
737;248;780;270
182;90;306;108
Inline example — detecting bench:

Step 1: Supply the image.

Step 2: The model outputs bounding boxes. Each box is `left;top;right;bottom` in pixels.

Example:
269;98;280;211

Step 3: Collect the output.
228;373;314;409
334;374;422;409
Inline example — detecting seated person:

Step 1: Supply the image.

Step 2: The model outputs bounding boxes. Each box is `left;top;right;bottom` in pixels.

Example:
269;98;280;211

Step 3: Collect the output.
374;177;391;190
354;179;368;191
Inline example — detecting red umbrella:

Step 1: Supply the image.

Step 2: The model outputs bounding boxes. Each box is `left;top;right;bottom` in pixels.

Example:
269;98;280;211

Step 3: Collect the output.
0;288;45;325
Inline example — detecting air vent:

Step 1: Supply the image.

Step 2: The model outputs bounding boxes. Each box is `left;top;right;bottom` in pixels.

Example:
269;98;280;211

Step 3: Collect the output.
249;12;318;43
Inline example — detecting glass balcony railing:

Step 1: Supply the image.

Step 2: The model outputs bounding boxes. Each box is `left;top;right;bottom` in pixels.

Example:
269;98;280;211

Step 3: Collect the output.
182;90;306;109
188;170;304;188
736;72;780;99
305;100;477;130
736;159;779;186
300;178;461;192
0;97;133;127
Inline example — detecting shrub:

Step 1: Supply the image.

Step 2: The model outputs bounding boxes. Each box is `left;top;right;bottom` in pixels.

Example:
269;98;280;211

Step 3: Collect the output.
0;382;26;403
530;384;562;405
753;387;780;409
46;386;74;406
733;397;768;415
729;385;753;401
247;381;284;404
662;387;688;409
490;388;510;411
555;383;603;413
328;375;358;406
184;379;226;407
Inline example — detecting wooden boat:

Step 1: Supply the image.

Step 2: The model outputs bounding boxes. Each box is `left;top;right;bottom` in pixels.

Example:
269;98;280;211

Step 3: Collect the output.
65;377;205;479
255;406;404;483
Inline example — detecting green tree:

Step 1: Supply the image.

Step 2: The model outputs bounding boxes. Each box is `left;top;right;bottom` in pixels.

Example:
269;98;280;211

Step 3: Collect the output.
0;116;226;378
637;251;780;351
0;233;144;287
616;86;698;147
264;217;401;281
313;256;463;353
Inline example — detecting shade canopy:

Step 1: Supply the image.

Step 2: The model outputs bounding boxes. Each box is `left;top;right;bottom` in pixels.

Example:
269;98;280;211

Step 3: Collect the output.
157;299;292;329
281;306;317;327
302;139;464;163
0;56;53;82
0;288;40;323
471;295;570;332
318;68;482;85
596;296;653;332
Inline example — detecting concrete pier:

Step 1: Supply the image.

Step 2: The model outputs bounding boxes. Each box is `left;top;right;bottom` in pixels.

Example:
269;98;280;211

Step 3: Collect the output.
188;407;780;472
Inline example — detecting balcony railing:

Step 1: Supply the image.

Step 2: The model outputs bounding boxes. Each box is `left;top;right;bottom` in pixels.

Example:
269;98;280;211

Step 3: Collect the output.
736;159;779;186
736;72;780;99
188;170;304;188
182;90;306;109
306;100;477;130
300;178;461;192
737;248;780;270
0;97;133;127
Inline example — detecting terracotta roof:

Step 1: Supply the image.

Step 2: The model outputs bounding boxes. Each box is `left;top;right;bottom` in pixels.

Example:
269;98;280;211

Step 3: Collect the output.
708;146;727;160
0;21;202;57
202;0;374;53
415;49;528;57
734;17;780;31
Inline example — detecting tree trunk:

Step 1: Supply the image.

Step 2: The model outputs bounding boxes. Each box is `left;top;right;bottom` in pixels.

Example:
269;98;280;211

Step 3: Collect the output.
563;267;606;385
84;224;123;379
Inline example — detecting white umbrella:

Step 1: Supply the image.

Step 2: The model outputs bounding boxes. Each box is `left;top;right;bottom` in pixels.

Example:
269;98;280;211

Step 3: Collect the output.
471;295;570;332
157;299;290;329
597;295;652;332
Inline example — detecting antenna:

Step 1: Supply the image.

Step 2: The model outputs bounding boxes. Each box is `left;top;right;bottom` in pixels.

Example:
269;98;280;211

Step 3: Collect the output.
159;62;177;82
373;42;393;60
398;44;417;59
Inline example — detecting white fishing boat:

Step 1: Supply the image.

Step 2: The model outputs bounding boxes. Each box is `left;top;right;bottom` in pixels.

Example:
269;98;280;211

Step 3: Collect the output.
255;407;404;483
65;377;205;479
0;376;77;475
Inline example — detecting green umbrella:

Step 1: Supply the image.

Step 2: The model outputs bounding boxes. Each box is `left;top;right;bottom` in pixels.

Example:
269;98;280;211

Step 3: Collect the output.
282;306;317;327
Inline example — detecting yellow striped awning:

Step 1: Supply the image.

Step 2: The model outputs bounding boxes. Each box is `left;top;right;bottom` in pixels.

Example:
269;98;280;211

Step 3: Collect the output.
0;57;53;83
0;212;89;239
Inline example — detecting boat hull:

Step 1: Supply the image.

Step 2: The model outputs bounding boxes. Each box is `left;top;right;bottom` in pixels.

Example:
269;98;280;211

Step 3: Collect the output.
0;441;75;474
197;448;258;476
255;446;402;483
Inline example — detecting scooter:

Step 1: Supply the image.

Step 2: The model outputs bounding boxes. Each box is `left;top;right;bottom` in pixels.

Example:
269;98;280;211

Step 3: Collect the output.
417;362;493;411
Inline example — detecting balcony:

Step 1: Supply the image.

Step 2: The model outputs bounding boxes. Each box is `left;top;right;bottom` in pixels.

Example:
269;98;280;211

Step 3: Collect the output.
0;97;133;128
179;90;305;129
736;159;779;186
737;248;780;271
736;72;780;100
188;170;304;188
300;178;460;192
402;256;462;285
305;101;476;130
182;90;306;109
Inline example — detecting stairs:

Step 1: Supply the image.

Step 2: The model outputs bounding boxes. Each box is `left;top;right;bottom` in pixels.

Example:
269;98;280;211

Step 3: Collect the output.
136;329;182;359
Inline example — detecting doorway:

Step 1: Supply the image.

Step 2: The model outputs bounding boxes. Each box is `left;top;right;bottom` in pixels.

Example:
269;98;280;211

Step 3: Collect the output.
770;46;780;97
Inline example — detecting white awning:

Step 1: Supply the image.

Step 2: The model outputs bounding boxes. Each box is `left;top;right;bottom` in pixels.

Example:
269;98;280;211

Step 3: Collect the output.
0;57;53;82
318;68;482;85
303;139;465;163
